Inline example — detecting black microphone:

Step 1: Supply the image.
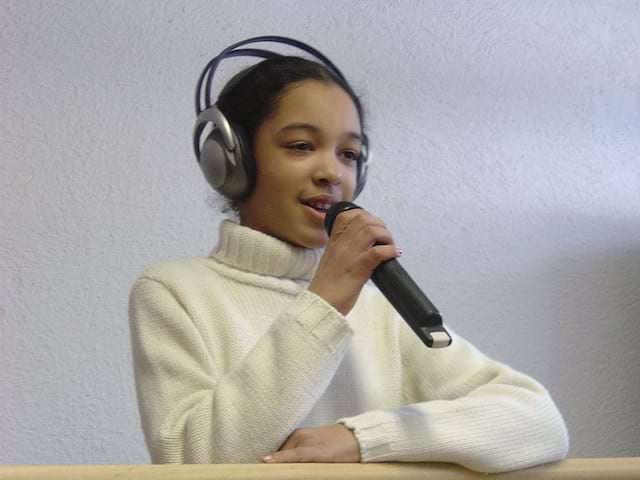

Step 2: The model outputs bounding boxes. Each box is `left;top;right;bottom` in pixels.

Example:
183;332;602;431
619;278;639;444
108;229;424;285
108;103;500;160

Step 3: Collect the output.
325;201;452;349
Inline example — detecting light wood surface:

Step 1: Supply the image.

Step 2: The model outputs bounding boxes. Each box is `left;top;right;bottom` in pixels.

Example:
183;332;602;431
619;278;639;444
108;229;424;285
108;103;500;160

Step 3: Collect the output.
1;458;639;479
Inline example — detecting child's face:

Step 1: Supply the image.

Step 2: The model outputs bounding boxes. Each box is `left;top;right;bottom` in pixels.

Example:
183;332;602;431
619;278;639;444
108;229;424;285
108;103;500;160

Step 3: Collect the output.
238;80;362;249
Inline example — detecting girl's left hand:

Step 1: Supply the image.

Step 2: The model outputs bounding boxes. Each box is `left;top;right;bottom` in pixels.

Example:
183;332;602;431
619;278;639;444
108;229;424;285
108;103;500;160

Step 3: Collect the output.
262;424;361;463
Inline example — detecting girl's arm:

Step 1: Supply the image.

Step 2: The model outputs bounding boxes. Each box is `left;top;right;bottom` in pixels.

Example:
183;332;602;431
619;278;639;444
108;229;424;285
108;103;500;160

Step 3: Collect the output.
129;275;352;464
337;318;569;473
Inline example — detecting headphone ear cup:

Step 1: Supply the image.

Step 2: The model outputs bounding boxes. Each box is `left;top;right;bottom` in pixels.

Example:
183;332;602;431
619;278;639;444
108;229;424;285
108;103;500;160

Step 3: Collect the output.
228;122;256;197
352;138;369;200
353;162;365;199
199;128;230;191
199;122;254;199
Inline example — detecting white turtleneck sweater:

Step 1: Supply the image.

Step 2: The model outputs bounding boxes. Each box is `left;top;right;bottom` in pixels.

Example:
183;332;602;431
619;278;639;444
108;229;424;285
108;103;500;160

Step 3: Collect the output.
128;219;569;472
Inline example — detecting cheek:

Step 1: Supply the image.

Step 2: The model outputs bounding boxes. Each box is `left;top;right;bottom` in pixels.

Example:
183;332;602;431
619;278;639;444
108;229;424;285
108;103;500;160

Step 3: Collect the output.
344;165;359;188
252;162;300;205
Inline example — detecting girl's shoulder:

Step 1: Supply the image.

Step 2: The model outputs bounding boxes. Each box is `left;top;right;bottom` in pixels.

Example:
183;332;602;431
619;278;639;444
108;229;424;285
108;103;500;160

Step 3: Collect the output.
134;256;219;289
132;255;301;297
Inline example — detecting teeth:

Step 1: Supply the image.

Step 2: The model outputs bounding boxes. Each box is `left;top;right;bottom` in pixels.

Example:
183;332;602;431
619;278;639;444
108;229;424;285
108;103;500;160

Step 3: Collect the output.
309;202;331;211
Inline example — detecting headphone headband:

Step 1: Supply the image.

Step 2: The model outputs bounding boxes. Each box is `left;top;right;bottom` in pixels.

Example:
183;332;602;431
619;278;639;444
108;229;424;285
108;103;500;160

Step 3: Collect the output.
195;36;347;115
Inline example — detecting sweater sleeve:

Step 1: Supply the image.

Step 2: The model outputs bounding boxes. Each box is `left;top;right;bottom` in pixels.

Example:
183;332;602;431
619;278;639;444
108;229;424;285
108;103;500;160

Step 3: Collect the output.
337;317;570;473
129;276;353;464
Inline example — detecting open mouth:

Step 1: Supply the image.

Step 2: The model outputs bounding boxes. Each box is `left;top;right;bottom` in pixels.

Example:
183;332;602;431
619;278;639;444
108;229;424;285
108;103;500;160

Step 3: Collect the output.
301;200;332;214
300;199;334;222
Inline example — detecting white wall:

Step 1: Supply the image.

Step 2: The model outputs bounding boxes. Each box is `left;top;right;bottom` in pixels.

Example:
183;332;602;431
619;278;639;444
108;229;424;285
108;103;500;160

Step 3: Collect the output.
1;0;638;464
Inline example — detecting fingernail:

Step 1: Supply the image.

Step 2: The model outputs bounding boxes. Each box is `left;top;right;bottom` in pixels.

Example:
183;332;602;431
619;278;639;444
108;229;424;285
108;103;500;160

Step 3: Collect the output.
262;455;272;462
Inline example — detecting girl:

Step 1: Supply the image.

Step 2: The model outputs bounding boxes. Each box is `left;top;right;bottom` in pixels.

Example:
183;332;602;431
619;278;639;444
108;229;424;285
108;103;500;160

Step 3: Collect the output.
129;37;569;472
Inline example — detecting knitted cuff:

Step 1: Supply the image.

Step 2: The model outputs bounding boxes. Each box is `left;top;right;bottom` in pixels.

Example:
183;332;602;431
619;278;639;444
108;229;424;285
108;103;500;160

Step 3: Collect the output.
337;409;411;462
285;289;353;354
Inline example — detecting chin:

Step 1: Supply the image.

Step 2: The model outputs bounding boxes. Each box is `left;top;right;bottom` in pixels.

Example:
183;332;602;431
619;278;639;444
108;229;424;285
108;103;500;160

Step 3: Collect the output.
292;238;326;250
307;239;328;249
292;230;329;250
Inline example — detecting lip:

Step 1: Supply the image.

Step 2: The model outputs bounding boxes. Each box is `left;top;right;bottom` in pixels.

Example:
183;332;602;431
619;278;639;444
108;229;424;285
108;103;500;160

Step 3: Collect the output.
300;195;340;205
300;195;338;223
301;202;327;223
300;195;340;224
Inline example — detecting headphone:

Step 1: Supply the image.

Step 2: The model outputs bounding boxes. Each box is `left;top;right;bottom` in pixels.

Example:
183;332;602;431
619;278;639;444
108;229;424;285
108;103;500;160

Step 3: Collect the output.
193;36;371;200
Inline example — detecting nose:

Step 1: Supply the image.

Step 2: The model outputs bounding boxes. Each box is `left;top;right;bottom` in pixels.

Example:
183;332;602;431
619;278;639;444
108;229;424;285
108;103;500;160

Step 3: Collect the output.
312;150;342;186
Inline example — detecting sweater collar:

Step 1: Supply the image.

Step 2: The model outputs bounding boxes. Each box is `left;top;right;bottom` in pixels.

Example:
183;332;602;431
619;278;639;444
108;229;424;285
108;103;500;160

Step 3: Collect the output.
210;219;321;281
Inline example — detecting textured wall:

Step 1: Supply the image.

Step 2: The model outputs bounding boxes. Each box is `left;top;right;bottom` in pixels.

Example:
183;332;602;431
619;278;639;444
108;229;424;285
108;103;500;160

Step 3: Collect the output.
1;0;638;464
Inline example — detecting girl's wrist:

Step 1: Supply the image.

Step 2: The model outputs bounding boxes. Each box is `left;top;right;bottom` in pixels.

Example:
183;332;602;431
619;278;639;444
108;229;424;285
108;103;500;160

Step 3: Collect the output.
307;284;345;316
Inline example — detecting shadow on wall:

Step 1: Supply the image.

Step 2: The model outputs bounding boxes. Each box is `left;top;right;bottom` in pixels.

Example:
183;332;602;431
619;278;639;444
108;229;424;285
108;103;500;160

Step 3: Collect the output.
485;212;640;457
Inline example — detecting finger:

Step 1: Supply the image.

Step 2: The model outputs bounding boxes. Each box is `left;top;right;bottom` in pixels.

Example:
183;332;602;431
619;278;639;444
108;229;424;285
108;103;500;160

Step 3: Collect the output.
278;437;298;451
357;244;402;274
347;210;387;233
331;209;385;240
350;223;395;251
278;431;300;451
263;446;319;463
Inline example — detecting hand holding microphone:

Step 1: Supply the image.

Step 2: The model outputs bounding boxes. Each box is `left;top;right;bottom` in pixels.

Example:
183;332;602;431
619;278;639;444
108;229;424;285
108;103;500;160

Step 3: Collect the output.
308;206;400;317
311;201;452;349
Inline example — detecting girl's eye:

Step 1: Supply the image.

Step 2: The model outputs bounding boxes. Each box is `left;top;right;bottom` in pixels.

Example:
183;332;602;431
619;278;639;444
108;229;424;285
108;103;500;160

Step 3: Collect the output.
288;142;313;152
342;150;360;161
286;143;360;161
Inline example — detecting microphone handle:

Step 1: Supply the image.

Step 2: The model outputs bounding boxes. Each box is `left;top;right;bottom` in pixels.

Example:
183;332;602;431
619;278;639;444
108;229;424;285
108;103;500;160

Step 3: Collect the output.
371;258;452;348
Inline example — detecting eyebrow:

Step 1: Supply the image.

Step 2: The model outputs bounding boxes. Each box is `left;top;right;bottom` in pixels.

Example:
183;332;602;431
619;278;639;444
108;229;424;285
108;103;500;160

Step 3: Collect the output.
278;122;363;143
